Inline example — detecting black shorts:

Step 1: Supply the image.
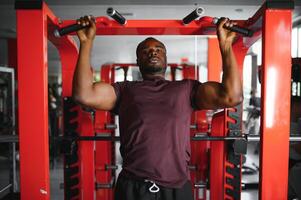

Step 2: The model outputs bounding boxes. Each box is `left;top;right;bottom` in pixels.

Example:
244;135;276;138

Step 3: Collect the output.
114;175;194;200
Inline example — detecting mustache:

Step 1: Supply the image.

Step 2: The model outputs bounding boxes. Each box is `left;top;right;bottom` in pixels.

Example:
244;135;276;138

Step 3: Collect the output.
149;55;159;58
139;65;167;74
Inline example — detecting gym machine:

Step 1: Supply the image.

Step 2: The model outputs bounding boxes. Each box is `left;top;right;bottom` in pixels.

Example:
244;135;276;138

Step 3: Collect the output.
15;0;294;199
0;67;18;198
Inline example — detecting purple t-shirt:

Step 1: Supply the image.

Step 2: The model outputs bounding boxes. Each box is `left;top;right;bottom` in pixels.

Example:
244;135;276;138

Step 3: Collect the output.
112;76;201;188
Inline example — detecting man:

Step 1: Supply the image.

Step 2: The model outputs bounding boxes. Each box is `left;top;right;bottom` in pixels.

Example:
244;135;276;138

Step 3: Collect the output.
72;15;243;200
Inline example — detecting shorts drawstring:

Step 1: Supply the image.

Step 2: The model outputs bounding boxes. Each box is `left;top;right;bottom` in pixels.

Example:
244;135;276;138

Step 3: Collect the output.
144;179;160;193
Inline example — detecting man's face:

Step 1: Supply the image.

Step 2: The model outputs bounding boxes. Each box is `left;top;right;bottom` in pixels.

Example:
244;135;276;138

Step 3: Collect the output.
137;39;167;75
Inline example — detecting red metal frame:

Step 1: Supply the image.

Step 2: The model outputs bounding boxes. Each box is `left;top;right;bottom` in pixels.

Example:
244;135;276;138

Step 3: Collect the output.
181;64;206;200
207;37;225;200
182;64;203;200
17;6;51;200
259;9;292;200
207;37;222;82
94;64;115;200
16;1;293;199
208;36;248;200
210;111;226;200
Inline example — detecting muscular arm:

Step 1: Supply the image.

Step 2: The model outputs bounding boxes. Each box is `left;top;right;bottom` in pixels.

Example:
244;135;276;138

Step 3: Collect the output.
195;18;243;110
72;16;117;111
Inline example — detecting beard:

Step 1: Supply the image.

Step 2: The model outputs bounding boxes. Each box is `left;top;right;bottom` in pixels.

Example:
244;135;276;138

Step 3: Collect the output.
139;65;167;75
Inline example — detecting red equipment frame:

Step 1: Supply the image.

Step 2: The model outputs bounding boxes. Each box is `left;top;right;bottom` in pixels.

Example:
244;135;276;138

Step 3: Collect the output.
94;64;116;200
15;0;293;199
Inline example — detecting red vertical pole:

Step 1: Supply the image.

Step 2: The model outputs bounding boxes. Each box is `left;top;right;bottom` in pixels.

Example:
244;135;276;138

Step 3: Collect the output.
207;37;222;82
182;64;208;200
95;64;115;200
57;39;96;200
210;111;226;200
53;33;95;200
16;6;50;200
208;36;247;200
259;8;292;200
78;111;95;200
208;37;224;200
224;39;247;200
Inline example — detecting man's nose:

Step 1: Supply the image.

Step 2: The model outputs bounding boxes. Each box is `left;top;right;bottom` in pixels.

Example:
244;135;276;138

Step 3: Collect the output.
148;49;158;57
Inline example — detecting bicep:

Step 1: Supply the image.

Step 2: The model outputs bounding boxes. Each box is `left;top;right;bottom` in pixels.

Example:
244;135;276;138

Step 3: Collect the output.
195;81;227;110
85;82;117;111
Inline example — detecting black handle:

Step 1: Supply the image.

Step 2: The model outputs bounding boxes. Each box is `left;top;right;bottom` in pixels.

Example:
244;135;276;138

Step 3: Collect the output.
213;17;254;37
54;23;84;37
182;7;204;25
107;7;127;25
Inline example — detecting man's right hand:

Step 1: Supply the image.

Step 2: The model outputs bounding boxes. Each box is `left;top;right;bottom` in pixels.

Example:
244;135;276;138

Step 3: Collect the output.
76;15;96;43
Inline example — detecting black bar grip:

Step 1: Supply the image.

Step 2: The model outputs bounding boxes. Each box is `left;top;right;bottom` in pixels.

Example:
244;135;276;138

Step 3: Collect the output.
213;17;254;37
54;23;83;38
182;7;204;25
107;7;127;25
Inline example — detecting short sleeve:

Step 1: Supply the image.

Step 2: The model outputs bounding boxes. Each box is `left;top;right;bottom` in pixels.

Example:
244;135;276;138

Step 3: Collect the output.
187;79;202;110
110;81;126;115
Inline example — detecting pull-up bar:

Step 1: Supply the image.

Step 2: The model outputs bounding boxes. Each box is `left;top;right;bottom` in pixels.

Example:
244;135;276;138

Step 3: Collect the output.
54;7;253;37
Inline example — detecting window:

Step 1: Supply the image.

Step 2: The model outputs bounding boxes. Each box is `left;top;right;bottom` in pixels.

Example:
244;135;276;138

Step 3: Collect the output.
292;26;301;58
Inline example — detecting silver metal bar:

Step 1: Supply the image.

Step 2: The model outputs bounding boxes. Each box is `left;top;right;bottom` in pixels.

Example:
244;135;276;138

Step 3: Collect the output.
0;67;14;73
194;182;206;188
0;184;12;194
96;178;115;189
0;135;19;143
95;133;115;137
246;135;260;142
105;164;118;171
194;132;208;136
247;135;301;142
188;165;197;171
192;135;244;141
193;134;301;142
290;136;301;141
105;124;117;130
11;68;17;192
190;124;197;129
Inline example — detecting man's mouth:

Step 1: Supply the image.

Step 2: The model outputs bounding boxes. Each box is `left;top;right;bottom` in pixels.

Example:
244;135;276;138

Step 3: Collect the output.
148;57;160;64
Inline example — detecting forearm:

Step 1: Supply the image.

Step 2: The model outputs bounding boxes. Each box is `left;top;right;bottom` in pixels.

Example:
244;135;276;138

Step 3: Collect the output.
72;40;94;102
220;42;243;104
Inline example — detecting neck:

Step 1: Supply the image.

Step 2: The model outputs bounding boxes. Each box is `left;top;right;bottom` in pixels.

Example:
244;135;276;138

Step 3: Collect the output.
142;73;165;80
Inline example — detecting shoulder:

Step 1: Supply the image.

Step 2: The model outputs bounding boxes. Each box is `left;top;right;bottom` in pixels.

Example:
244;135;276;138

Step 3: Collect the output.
178;79;202;88
111;80;144;90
